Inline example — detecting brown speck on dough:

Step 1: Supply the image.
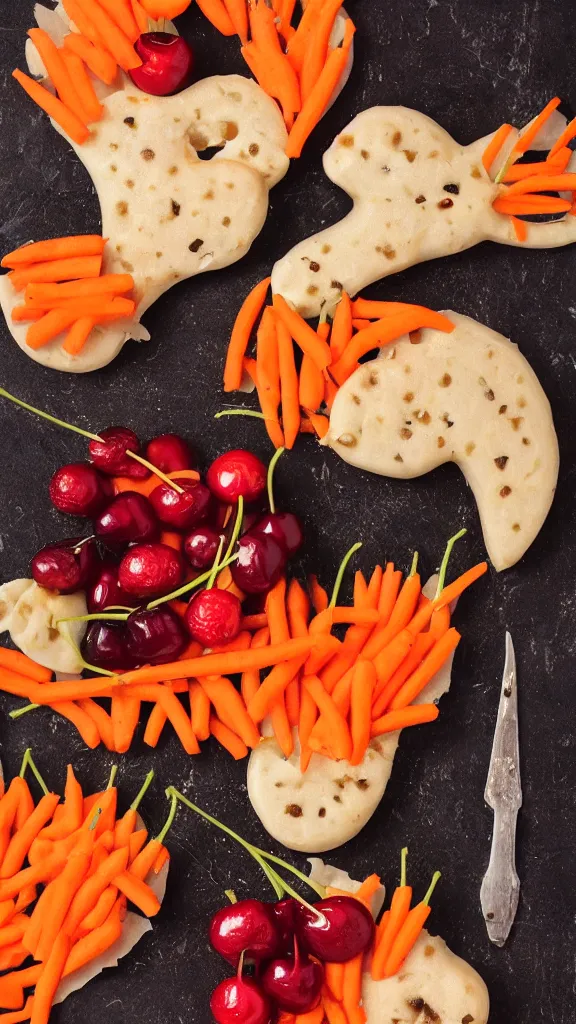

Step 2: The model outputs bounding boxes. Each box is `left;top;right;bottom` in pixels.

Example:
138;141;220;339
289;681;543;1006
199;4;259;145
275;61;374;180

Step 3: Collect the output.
438;197;454;209
403;149;416;162
171;199;181;217
511;417;523;431
356;779;369;790
125;179;134;189
141;148;155;160
444;183;460;194
404;364;411;374
285;804;303;817
441;413;454;427
203;189;215;200
488;349;494;358
439;373;452;387
120;260;134;272
499;404;507;414
382;165;390;173
333;795;342;803
109;142;118;151
471;165;482;178
156;251;163;258
351;394;361;405
340;134;354;147
424;945;435;957
168;165;178;175
392;130;402;146
415;194;426;204
512;523;521;532
383;245;396;260
321;244;332;254
115;245;123;253
318;808;326;818
465;442;475;455
522;437;531;446
403;392;414;403
223;121;238;139
485;388;495;401
517;375;524;384
437;436;446;448
123;116;136;127
364;371;379;388
222;216;231;227
307;285;319;295
248;143;260;156
478;376;486;386
394;453;404;462
500;485;512;498
110;164;117;173
416;410;431;424
408;999;439;1021
225;182;234;189
518;396;526;408
274;782;283;788
428;149;439;158
462;1016;474;1024
189;239;203;252
494;456;509;470
116;201;128;216
309;261;320;272
400;428;413;440
360;149;370;160
336;433;357;447
331;280;343;290
410;330;422;345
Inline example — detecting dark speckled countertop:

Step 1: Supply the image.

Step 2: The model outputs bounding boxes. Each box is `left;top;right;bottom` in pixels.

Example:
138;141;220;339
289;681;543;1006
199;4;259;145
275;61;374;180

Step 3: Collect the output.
0;2;574;1022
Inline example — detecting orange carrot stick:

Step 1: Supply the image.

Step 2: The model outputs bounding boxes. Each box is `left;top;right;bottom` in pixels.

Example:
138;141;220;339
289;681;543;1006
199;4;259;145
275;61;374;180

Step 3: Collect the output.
383;872;440;977
493;195;572;215
247;654;309;723
434;562;488;609
342;952;364;1024
305;676;352;760
241;627;270;706
276;313;301;449
349;660;375;766
12;70;89;146
11;306;44;322
210;716;249;759
308;574;328;613
511;217;528;242
372;854;412;981
330;291;352;361
321;985;348;1024
10;254;102;289
249;0;301;125
0;647;52;682
62;317;96;356
62;48;103;123
98;0;139;40
371;703;439;736
257;306;285;448
190;680;211;741
324;962;344;1001
300;0;347;102
222;0;248;41
78;699;114;751
27;274;132;301
61;0;102;42
196;0;236;34
199;676;261;748
504;172;576;197
481;123;514;173
224;277;271;392
302;411;329;438
332;308;454;383
111;692;141;753
372;632;436;717
512;97;562;157
286;19;355;159
389;630;461;710
27;29;90;125
270;697;294;758
113;871;160;916
131;0;150;33
31;931;71;1024
74;0;142;70
1;794;60;878
3;235;104;269
272;294;332;370
62;33;118;84
285;0;324;71
502;150;572;181
549;116;576;158
299;353;325;412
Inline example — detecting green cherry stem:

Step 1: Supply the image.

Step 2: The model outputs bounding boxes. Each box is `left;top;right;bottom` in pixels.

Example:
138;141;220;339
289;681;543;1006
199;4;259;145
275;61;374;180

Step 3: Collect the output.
125;451;183;492
19;748;49;795
155;791;178;844
206;536;226;591
215;410;265;421
57;613;129;625
225;889;238;904
409;551;419;577
435;528;467;598
329;542;362;608
11;703;40;721
61;620;118;677
107;765;118;789
131;770;155;812
147;552;239;609
267;447;285;514
400;846;408;888
422;870;442;906
223;496;244;564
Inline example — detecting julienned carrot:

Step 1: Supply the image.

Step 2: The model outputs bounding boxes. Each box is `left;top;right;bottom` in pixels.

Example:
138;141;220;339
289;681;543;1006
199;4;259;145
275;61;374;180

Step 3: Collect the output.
11;307;44;323
9;255;102;290
511;97;561;158
349;660;375;766
189;680;211;741
210;715;249;759
0;646;52;683
481;123;514;173
256;306;285;448
26;297;134;318
549;116;576;158
65;896;124;969
247;654;309;723
241;628;270;706
385;568;422;637
493;195;572;215
129;685;201;754
143;686;172;747
342;952;364;1024
222;0;248;41
112;692;141;753
285;0;323;71
74;0;142;71
79;699;114;751
294;1008;323;1024
31;930;70;1024
196;0;236;35
321;985;348;1024
324;962;344;1001
331;309;454;383
304;411;330;439
270;697;294;758
275;313;300;449
372;853;412;981
371;704;439;737
504;172;576;197
62;315;95;356
353;570;368;605
131;0;150;34
299;0;347;102
299;353;325;412
266;577;289;645
502;150;572;181
1;794;60;878
372;632;436;716
512;217;527;243
12;70;89;146
224;277;270;392
62;33;118;85
199;676;261;748
390;629;460;710
98;0;139;40
34;835;94;962
435;562;488;609
378;564;403;624
249;0;301;125
27;274;133;301
27;29;89;126
61;0;102;43
272;294;332;370
64;847;129;935
310;607;380;632
305;676;352;761
330;291;352;362
308;575;328;614
62;48;104;124
286;19;355;159
383;872;441;977
114;870;160;916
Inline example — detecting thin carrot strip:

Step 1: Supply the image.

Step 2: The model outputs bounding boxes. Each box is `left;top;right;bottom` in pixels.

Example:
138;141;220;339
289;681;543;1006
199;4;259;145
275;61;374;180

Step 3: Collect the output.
113;871;160;916
112;692;141;753
371;704;439;736
11;306;44;322
1;794;60;878
49;699;102;747
286;0;324;71
33;930;71;1024
270;697;294;757
224;277;271;392
62;47;103;123
286;19;355;159
504;172;576;197
349;660;376;766
322;985;348;1024
12;70;89;145
247;654;309;723
372;632;435;716
78;699;114;750
196;0;236;34
549;116;576;158
324;962;344;1001
274;312;300;448
10;255;102;290
266;578;290;644
27;274;132;301
305;676;352;760
481;123;514;173
62;317;96;356
273;294;332;370
330;291;352;362
199;676;261;747
512;97;562;157
390;629;460;709
310;608;379;632
300;0;347;102
372;884;412;981
257;306;285;448
353;570;368;605
342;952;365;1024
502;151;572;181
210;715;249;759
299;353;325;412
332;309;454;384
294;1008;323;1024
98;0;139;40
67;894;124;964
62;33;118;84
143;692;170;748
383;876;440;977
27;29;89;125
222;0;248;41
131;0;150;33
511;217;528;242
249;0;301;125
0;647;52;682
74;0;142;70
308;575;328;614
494;195;573;216
241;628;270;706
434;562;488;609
61;0;102;43
304;411;330;438
190;680;211;741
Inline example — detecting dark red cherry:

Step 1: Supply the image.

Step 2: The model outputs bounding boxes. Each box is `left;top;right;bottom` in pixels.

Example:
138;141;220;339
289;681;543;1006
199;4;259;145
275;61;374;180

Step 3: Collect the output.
296;896;375;963
185;588;241;647
49;463;112;517
125;607;187;664
145;433;195;474
183;526;222;570
206;450;267;504
82;621;135;671
149;479;212;530
94;492;159;548
209;900;280;966
31;537;99;594
129;33;194;98
118;543;184;599
87;562;132;613
261;950;323;1014
252;512;304;557
231;533;286;594
88;426;149;478
272;898;299;954
210;977;270;1024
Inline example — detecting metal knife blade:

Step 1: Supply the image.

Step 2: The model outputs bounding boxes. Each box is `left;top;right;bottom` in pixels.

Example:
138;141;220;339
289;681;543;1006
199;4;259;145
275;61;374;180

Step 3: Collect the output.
480;631;522;947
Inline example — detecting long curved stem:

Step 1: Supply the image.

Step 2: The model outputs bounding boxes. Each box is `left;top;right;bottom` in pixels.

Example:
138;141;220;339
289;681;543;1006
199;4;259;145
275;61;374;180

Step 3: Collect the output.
330;542;362;607
147;552;239;609
267;447;285;514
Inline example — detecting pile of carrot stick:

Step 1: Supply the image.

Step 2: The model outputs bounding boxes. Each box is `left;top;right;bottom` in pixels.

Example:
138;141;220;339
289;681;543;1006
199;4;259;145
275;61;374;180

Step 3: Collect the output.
483;97;576;240
198;0;356;157
13;5;148;145
371;848;440;982
222;280;455;448
0;755;170;1024
2;237;136;355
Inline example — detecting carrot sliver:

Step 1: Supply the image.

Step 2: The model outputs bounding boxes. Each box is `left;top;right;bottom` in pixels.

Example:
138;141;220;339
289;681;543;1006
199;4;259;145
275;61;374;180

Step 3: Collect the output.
308;575;328;614
272;294;331;370
222;0;248;41
331;309;454;383
270;696;294;757
62;317;96;356
349;660;375;766
372;632;436;716
286;19;355;159
371;703;439;736
512;97;562;157
98;0;139;40
0;646;52;682
12;69;89;145
383;901;432;977
62;33;118;85
305;676;352;761
199;676;260;748
276;313;300;449
224;277;270;392
299;0;346;102
342;952;365;1024
210;715;249;759
131;0;150;33
390;629;460;710
196;0;236;34
256;306;285;448
11;306;44;322
27;29;89;126
549;116;576;158
324;962;344;1001
10;255;102;290
371;884;412;980
3;235;105;270
247;654;307;723
190;680;211;741
74;0;142;71
27;274;131;301
481;123;514;173
61;50;103;123
322;986;348;1024
329;291;352;362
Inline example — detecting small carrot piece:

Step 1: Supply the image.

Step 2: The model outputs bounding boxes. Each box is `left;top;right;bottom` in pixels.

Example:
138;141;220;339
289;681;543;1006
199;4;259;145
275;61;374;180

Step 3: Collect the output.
324;962;344;1001
131;0;150;32
371;704;439;736
270;697;294;758
353;570;368;605
64;847;129;935
48;699;102;747
256;306;285;448
493;195;572;215
308;574;328;613
504;172;576;197
210;715;249;759
266;578;290;644
27;274;132;302
199;676;261;748
310;607;380;632
321;985;348;1024
512;97;562;157
435;562;488;609
299;0;347;102
286;19;355;159
98;0;139;40
34;836;93;962
481;123;514;173
189;680;211;741
372;852;412;981
27;29;90;125
73;0;142;71
247;654;309;723
502;151;573;181
294;1008;324;1024
222;0;248;41
331;308;454;384
9;254;102;290
276;313;301;449
78;699;114;750
33;930;70;1024
129;830;148;863
112;692;141;753
305;411;330;439
62;317;95;356
67;895;124;966
305;676;352;760
549;116;576;158
383;872;441;977
273;294;332;370
249;0;301;125
113;870;160;916
11;306;44;322
330;291;352;361
349;660;375;766
342;952;365;1024
511;217;528;242
372;632;436;716
224;277;270;392
241;628;270;705
1;793;60;878
299;353;325;412
0;646;52;682
285;0;323;71
390;630;460;710
61;0;102;43
196;0;236;34
62;33;118;84
12;69;89;145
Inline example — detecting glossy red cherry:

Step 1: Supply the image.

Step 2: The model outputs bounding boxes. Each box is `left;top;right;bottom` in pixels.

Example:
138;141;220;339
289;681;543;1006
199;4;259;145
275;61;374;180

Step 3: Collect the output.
88;426;149;479
209;900;280;966
252;512;304;557
31;537;99;594
94;492;159;548
149;479;212;530
296;896;375;963
87;562;132;613
231;533;286;594
129;33;194;97
82;621;134;671
49;463;111;517
261;949;323;1014
185;588;241;647
206;450;267;504
183;526;222;570
145;433;195;474
272;898;298;954
210;977;270;1024
125;607;187;664
118;542;184;599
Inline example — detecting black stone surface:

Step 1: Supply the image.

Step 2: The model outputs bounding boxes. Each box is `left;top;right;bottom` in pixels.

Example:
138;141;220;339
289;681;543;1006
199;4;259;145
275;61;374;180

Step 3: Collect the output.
0;2;574;1022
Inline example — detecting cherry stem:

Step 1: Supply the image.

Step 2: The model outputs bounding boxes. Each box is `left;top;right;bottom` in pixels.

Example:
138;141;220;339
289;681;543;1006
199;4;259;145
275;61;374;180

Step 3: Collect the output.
104;605;137;613
107;765;118;789
215;410;265;421
435;529;467;598
329;542;362;608
155;791;178;844
225;889;238;904
237;950;246;979
206;536;225;591
251;847;326;899
19;748;49;796
422;870;441;906
267;447;284;514
147;552;239;609
57;613;130;624
130;769;155;812
409;552;419;577
400;846;408;888
10;703;40;720
223;496;244;564
125;451;183;492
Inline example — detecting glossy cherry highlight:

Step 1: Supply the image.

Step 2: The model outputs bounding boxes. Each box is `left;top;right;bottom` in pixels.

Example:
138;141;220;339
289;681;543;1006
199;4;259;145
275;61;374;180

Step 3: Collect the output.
146;433;195;473
210;976;270;1024
94;492;160;548
231;533;286;594
31;537;99;594
296;896;375;963
207;450;267;504
129;33;194;97
209;899;280;966
49;463;111;517
149;478;212;530
125;607;187;664
118;542;184;599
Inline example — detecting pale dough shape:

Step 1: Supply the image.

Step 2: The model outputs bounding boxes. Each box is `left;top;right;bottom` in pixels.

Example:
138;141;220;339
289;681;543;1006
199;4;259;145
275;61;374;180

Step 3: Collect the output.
0;579;87;674
326;313;559;572
271;105;576;317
